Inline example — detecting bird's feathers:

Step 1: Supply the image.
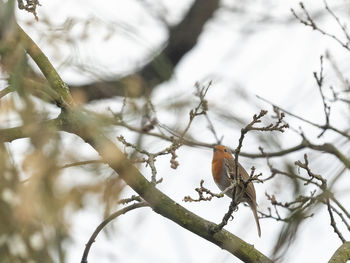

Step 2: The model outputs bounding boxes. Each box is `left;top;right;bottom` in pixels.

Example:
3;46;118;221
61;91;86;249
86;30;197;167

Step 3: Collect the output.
211;145;261;237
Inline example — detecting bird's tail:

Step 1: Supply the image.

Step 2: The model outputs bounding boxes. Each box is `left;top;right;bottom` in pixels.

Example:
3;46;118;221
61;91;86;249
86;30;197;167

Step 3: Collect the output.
251;204;261;237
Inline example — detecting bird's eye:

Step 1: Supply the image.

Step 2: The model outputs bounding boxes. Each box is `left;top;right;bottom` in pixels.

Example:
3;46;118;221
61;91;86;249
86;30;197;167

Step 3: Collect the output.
224;149;227;152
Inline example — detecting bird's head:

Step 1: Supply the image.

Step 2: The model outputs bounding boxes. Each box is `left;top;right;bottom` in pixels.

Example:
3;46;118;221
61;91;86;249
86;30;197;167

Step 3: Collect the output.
212;145;233;160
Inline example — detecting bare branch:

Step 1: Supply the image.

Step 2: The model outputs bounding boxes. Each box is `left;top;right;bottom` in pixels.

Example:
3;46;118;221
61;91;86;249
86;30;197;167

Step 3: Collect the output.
117;135;181;184
313;56;331;137
323;0;350;43
17;0;40;21
0;86;13;99
60;159;105;169
81;202;149;263
118;195;143;205
295;153;327;190
183;180;226;202
329;204;350;234
325;51;350;91
326;198;346;243
291;2;350;51
257;95;350;140
69;0;220;100
179;82;212;139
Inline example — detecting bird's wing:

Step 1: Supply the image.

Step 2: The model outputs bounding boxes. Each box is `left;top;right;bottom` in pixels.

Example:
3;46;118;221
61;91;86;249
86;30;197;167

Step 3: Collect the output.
223;158;261;237
223;158;257;203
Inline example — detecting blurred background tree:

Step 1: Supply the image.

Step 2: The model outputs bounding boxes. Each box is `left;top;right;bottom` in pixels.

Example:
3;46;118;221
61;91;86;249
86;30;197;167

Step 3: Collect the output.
0;0;350;262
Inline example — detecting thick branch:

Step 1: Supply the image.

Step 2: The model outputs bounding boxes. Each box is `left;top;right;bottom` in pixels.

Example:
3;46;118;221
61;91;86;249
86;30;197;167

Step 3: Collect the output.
18;25;74;108
328;242;350;263
0;118;62;142
69;0;220;100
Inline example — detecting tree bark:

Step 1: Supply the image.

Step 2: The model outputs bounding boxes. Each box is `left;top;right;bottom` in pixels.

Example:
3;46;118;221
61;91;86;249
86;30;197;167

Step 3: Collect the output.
328;242;350;263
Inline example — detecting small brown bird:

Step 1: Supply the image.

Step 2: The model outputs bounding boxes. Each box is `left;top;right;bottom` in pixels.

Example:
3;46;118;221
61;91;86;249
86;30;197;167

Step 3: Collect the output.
211;145;261;237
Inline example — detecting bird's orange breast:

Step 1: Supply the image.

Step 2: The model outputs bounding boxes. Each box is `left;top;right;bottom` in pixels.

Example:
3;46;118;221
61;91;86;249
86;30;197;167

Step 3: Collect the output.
211;160;223;183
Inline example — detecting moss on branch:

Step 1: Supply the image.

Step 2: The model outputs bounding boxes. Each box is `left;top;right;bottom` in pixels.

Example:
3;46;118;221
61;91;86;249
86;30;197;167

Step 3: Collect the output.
17;25;74;108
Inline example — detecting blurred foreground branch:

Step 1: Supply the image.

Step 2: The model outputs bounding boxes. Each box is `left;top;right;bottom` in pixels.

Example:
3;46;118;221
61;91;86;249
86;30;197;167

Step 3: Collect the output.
63;0;220;100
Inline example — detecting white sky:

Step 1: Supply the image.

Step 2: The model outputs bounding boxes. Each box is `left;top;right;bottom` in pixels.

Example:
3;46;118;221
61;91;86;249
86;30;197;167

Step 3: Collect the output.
13;0;350;262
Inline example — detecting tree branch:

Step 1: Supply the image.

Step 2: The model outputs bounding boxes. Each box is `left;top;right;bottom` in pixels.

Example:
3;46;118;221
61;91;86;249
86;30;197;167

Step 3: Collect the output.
60;110;272;263
257;95;350;140
18;25;74;108
328;242;350;263
69;0;221;100
81;202;149;263
0;118;62;143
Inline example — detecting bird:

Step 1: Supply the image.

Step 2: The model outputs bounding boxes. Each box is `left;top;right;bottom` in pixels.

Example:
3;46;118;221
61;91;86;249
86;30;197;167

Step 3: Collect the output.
211;145;261;237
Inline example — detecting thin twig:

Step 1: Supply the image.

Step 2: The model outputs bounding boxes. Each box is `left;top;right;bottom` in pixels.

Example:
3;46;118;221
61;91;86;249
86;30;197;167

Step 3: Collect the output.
60;159;105;169
179;82;211;139
81;202;149;263
330;204;350;233
291;2;350;51
294;153;327;190
183;180;226;202
323;0;350;43
326;198;346;243
313;56;331;137
257;95;350;140
204;112;222;144
0;86;13;99
117;135;181;184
